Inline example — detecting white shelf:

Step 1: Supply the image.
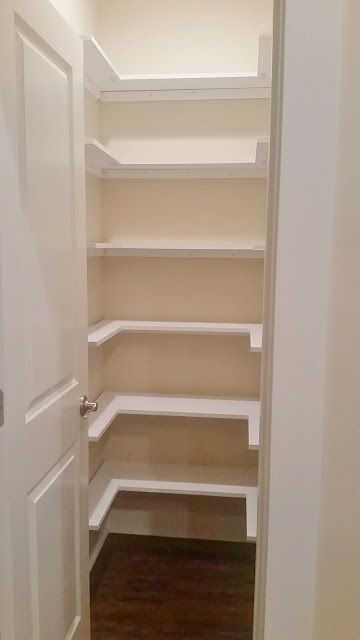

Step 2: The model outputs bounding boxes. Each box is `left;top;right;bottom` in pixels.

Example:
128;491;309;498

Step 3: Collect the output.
87;242;265;259
88;392;261;450
88;319;263;352
85;138;269;179
83;34;271;102
85;138;122;174
89;461;258;540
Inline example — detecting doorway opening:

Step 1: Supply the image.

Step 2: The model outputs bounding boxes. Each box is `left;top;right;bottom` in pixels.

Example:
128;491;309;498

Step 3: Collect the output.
86;2;273;638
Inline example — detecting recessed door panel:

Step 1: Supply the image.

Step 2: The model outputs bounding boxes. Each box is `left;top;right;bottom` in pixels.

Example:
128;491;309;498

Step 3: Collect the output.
28;449;80;640
16;27;77;414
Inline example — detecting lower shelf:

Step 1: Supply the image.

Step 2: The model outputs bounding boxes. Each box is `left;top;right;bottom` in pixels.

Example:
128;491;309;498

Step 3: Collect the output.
88;392;261;450
89;461;258;541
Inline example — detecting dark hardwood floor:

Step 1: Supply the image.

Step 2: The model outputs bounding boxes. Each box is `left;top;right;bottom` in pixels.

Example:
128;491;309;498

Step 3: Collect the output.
90;534;256;640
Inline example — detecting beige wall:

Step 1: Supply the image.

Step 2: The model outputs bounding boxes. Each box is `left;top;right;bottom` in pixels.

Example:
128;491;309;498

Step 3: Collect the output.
103;258;263;323
103;416;257;467
99;99;270;164
313;2;360;638
103;179;267;245
96;0;272;74
49;0;98;34
103;334;261;397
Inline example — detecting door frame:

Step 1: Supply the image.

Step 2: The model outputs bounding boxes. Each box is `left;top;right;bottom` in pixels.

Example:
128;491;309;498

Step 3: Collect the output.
254;0;344;639
0;3;22;634
253;0;285;637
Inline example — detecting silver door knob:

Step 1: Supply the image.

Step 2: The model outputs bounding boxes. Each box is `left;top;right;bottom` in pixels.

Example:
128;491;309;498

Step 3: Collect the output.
80;395;98;418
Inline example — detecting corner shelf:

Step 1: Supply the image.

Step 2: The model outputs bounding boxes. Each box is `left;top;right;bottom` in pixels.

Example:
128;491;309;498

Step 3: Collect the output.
85;137;269;179
85;138;122;173
83;34;272;102
88;319;263;352
88;391;261;450
89;461;258;540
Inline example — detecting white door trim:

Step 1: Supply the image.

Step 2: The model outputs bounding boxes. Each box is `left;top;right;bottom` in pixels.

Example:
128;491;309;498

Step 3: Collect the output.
254;1;344;639
253;0;286;638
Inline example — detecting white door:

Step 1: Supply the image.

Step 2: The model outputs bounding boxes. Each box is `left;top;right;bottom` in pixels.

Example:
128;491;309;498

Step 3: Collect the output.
0;1;90;638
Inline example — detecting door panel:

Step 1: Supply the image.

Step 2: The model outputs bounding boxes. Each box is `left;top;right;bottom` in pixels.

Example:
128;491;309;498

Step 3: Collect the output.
16;23;78;413
28;448;80;640
0;1;89;637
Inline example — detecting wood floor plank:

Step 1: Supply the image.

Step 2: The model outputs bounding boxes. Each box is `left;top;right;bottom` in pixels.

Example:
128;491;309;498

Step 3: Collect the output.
90;534;256;640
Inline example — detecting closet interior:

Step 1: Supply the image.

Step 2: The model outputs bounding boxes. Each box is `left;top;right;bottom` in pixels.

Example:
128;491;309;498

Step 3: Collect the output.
84;0;273;578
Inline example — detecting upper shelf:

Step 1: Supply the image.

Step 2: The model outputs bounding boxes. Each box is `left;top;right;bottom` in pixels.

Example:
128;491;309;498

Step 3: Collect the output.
85;138;269;179
87;242;265;259
88;319;263;352
83;34;272;102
